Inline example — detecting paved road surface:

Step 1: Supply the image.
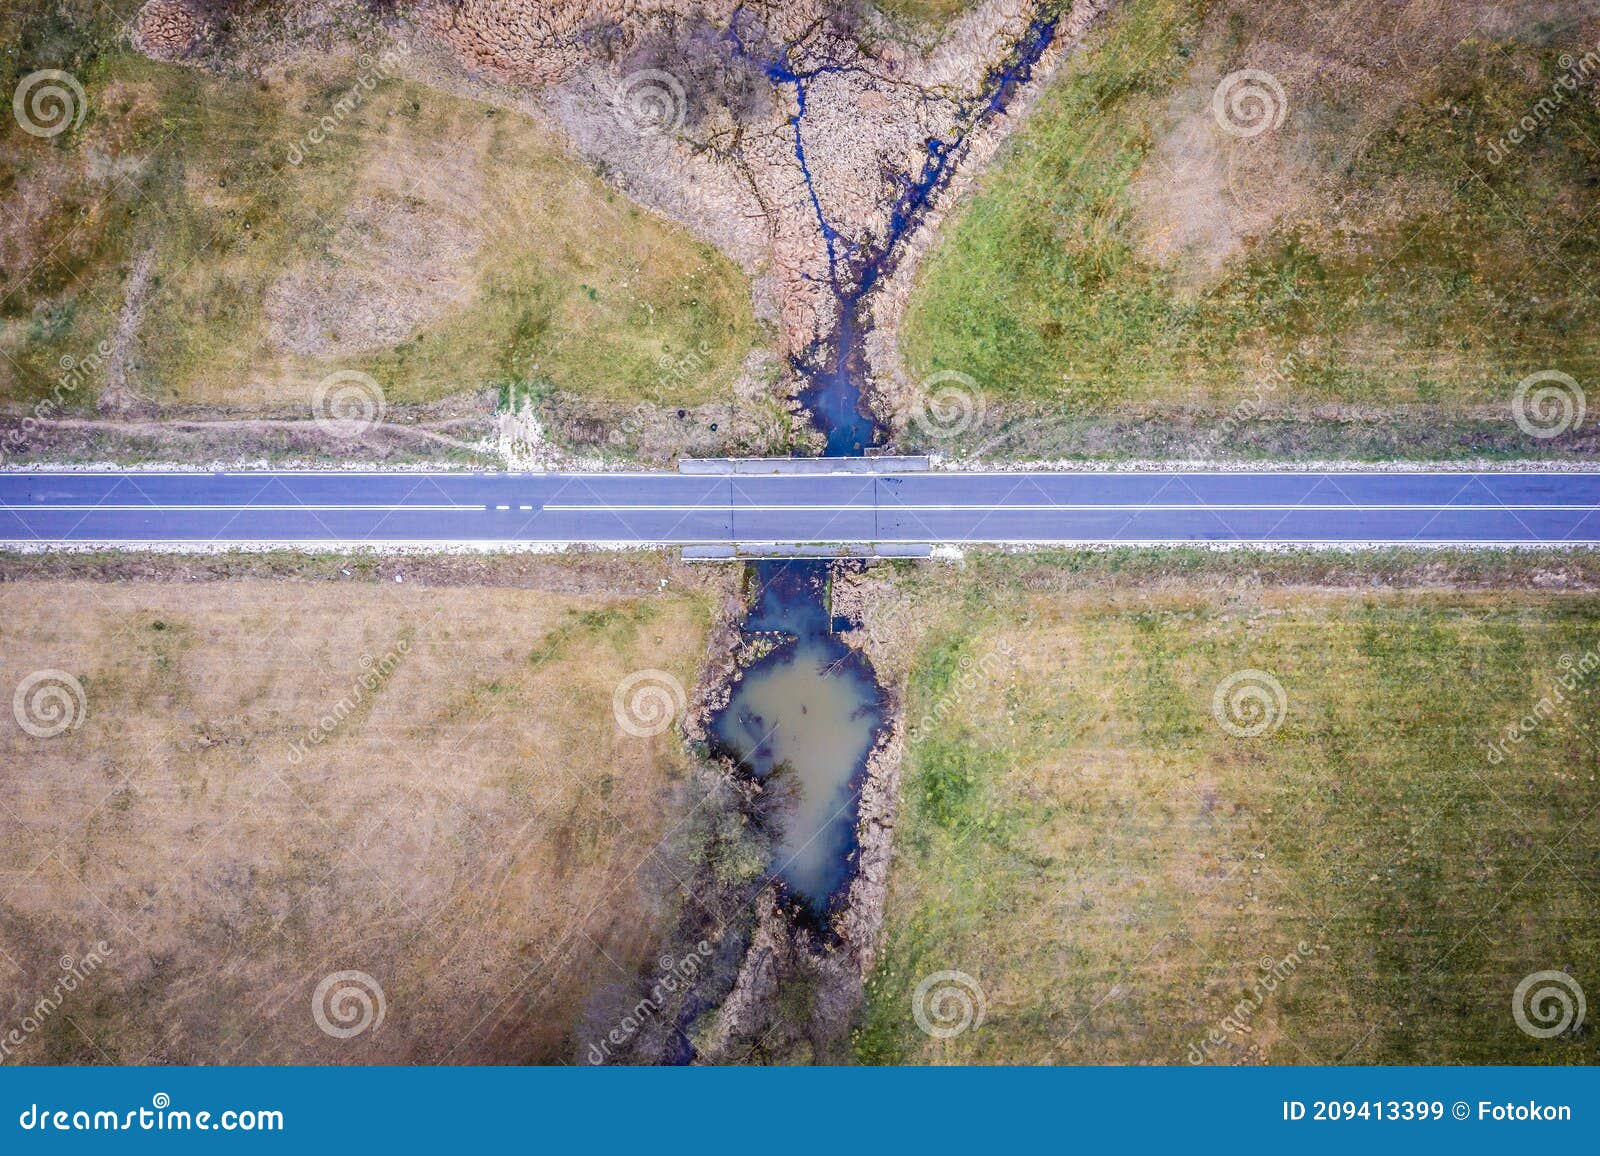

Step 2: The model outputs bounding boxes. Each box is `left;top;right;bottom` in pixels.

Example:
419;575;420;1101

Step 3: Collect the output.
3;471;1599;547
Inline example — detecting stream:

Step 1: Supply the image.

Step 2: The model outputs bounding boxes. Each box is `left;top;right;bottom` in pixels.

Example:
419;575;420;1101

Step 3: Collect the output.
707;10;1061;917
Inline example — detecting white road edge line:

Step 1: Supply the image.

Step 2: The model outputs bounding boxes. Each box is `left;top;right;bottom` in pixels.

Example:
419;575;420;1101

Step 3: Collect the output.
540;503;1600;512
5;537;1600;546
0;505;478;512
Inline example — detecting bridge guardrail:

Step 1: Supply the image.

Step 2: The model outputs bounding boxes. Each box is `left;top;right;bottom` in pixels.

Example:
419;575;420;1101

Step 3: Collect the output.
678;456;930;476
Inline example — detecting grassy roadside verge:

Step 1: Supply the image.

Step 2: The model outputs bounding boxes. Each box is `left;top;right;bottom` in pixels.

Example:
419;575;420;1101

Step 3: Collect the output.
852;552;1600;1063
899;0;1600;459
2;5;757;418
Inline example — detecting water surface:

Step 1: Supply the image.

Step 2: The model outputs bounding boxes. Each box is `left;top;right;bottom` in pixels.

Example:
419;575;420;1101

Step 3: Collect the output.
711;563;884;908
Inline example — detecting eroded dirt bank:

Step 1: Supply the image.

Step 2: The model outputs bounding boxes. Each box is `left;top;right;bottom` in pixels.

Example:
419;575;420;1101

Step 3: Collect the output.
120;0;1113;459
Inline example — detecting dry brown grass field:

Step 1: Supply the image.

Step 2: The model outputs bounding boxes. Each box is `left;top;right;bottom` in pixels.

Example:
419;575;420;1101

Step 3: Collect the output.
0;559;730;1063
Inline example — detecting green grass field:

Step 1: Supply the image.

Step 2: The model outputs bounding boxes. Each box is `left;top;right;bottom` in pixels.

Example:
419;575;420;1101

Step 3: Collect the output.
855;555;1600;1064
901;0;1600;449
1;5;756;415
874;0;982;29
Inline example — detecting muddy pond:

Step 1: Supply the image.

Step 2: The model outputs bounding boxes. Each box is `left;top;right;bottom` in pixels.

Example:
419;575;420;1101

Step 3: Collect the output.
710;563;885;910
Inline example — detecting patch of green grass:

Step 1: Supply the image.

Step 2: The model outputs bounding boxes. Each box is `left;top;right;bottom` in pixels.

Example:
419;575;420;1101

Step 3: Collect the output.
902;0;1600;423
2;33;757;413
527;601;664;669
858;565;1600;1064
873;0;982;29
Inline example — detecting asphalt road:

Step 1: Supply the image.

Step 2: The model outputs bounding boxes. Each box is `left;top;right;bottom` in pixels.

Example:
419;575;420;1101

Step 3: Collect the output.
3;470;1600;547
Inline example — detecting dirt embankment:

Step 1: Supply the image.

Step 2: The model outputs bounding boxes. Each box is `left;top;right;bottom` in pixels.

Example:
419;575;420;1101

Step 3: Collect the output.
503;0;1108;364
126;0;1113;449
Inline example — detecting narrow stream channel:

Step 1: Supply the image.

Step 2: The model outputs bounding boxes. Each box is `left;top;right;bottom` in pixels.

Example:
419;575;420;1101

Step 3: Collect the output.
707;11;1061;918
